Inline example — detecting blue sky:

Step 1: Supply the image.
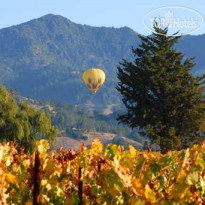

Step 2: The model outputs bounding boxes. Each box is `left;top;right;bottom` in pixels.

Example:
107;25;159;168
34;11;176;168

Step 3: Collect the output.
0;0;204;35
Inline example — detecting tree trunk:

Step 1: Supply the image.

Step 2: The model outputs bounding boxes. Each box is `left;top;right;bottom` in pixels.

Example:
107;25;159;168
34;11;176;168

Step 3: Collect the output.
33;151;41;205
159;138;171;154
78;166;83;205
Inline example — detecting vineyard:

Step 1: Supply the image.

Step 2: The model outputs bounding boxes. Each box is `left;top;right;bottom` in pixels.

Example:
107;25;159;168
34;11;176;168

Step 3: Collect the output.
0;139;205;204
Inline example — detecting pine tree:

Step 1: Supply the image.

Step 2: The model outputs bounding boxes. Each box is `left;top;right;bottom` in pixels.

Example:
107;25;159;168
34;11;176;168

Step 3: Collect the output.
117;26;205;153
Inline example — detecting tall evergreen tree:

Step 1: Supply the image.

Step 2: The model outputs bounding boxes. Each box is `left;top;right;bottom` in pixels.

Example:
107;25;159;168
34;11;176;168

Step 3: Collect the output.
117;26;205;153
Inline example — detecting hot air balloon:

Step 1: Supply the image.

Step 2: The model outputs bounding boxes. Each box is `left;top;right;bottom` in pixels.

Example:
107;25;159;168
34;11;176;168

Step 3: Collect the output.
82;68;106;94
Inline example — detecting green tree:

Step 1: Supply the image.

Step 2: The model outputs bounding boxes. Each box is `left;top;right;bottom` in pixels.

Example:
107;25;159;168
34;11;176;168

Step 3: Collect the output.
117;26;205;153
0;85;57;152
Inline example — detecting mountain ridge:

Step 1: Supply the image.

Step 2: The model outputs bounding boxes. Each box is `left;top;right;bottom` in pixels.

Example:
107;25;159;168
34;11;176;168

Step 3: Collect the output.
0;14;204;110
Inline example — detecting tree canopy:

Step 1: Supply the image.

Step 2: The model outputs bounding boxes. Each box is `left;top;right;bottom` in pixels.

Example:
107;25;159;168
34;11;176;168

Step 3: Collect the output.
0;85;57;152
117;26;205;153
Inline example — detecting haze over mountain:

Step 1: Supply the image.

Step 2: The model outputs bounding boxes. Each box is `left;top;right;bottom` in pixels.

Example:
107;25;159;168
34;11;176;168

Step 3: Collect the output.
0;14;204;110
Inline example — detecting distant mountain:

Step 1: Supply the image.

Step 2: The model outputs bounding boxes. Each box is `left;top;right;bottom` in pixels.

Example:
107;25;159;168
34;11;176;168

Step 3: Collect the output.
0;14;204;110
176;34;205;76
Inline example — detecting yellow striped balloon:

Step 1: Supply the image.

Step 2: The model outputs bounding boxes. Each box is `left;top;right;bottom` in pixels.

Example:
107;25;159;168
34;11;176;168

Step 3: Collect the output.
82;68;106;94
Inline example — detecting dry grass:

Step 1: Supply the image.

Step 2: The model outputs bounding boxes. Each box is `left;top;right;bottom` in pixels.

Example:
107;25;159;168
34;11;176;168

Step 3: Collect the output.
53;131;142;151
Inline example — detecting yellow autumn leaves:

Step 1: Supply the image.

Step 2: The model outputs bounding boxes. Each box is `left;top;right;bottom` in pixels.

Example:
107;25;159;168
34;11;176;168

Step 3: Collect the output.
1;138;205;204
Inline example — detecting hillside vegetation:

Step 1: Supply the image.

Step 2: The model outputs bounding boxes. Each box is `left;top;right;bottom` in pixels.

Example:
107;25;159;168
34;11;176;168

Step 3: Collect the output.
0;14;204;110
16;95;146;149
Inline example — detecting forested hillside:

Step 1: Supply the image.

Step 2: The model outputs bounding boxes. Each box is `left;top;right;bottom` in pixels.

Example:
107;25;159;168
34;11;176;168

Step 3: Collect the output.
0;14;204;110
16;96;146;149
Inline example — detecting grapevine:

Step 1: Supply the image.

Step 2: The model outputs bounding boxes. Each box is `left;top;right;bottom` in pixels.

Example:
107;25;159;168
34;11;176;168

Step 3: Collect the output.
0;138;205;204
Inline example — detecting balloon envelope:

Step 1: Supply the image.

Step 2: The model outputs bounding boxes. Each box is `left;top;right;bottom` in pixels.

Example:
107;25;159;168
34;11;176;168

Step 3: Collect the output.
82;68;106;94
